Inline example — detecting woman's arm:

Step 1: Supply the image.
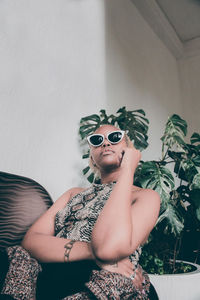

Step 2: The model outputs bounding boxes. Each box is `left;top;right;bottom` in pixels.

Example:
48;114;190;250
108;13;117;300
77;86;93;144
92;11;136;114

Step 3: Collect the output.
91;148;160;262
21;187;94;263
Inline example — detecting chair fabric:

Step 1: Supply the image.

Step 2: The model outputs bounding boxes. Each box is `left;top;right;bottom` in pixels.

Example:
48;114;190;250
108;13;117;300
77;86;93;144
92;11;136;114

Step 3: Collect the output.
0;171;53;251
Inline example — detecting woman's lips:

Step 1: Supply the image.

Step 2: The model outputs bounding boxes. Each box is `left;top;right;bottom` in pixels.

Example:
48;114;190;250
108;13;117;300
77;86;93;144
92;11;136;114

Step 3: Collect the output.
101;149;115;156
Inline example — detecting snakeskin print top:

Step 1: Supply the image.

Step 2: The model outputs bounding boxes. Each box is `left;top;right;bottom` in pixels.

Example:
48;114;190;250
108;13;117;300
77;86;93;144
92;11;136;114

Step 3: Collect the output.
55;181;141;269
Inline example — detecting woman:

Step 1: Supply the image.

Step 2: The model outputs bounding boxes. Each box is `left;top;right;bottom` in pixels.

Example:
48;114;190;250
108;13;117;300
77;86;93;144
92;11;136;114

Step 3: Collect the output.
1;125;160;299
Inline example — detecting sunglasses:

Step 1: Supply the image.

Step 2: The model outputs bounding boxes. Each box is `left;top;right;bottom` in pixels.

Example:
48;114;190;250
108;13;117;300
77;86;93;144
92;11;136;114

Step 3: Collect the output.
87;130;125;147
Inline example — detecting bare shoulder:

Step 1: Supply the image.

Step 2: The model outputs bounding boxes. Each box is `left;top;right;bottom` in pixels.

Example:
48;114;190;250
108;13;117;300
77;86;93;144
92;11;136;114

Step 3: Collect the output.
67;186;86;197
51;186;86;211
136;188;160;199
131;187;161;205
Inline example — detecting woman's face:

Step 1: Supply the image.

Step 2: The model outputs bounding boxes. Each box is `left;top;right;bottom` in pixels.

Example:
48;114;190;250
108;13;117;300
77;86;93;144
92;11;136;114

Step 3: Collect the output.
89;125;127;172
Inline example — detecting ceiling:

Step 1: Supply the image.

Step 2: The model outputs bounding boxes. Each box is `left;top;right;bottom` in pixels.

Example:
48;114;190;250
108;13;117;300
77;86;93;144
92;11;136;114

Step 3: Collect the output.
131;0;200;59
156;0;200;42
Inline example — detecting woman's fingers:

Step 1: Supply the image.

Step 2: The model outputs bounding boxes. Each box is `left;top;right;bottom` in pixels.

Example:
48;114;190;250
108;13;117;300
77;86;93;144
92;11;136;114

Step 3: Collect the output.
131;268;143;290
120;147;141;172
97;258;144;290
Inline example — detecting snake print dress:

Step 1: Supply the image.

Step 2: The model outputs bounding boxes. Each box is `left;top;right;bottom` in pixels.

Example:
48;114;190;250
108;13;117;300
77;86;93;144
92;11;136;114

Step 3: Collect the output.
55;182;141;270
1;182;151;299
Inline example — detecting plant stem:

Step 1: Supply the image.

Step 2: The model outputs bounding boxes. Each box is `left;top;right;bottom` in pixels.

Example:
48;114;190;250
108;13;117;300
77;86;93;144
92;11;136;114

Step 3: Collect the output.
194;249;200;264
165;161;174;164
161;143;165;160
172;238;179;273
161;145;170;162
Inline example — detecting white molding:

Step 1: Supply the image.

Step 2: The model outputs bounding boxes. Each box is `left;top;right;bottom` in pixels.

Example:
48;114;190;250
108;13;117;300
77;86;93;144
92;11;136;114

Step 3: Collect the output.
130;0;200;60
131;0;184;59
183;37;200;59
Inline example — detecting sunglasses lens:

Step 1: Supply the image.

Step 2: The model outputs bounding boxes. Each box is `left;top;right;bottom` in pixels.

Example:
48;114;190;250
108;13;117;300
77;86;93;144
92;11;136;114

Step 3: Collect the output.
108;131;123;143
89;135;103;146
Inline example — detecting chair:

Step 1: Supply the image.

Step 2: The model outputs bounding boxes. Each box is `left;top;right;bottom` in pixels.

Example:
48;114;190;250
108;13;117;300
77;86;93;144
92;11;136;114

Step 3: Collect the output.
0;171;53;290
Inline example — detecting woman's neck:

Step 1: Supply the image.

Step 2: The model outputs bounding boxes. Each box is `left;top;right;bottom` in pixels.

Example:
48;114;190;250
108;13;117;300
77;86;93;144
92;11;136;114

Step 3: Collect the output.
100;169;121;184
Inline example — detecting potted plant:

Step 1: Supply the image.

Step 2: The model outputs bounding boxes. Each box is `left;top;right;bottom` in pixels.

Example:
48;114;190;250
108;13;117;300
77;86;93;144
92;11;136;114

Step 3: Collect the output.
79;107;200;299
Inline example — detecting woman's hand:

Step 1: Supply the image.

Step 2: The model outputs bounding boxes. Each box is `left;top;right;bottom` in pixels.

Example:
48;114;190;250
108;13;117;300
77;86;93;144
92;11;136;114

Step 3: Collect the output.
96;257;144;290
120;147;141;174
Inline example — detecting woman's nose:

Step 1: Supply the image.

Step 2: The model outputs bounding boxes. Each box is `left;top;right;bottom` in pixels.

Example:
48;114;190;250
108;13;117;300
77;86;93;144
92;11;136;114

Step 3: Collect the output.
102;139;111;147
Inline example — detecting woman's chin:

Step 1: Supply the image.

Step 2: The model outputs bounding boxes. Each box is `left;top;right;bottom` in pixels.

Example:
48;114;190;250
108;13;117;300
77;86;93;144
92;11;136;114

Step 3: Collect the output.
100;159;120;171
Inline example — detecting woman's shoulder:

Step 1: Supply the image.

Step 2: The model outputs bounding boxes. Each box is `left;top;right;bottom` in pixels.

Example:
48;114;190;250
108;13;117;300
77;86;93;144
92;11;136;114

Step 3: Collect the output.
131;186;161;203
69;186;86;197
53;186;86;208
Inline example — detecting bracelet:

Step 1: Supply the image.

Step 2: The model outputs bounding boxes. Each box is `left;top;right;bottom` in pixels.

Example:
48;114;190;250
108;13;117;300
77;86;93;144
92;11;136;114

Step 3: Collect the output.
64;240;76;262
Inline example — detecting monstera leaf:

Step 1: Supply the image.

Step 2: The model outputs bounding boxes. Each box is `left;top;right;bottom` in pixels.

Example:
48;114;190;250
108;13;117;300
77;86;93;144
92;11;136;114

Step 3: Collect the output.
157;204;184;235
180;157;200;183
191;173;200;190
79;114;101;139
168;148;200;183
137;161;178;232
191;132;200;146
115;107;149;151
138;161;175;199
161;114;187;150
79;110;117;140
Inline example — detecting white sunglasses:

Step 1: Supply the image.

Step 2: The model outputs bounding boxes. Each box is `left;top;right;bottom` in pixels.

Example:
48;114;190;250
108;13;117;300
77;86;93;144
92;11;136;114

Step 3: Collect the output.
87;130;125;147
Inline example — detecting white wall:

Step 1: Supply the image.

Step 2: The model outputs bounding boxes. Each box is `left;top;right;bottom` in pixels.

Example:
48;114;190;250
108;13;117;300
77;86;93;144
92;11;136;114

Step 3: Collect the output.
104;0;182;161
178;55;200;138
0;0;106;200
0;0;184;201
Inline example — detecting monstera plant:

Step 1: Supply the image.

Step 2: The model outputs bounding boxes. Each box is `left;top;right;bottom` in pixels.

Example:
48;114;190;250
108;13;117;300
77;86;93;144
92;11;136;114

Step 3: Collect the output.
79;107;200;274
